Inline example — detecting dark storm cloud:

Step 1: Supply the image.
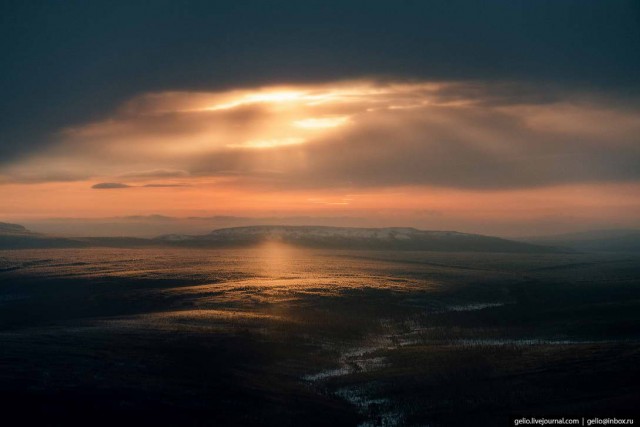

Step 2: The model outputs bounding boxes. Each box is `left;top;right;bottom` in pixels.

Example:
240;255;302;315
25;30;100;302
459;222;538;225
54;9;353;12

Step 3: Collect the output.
1;1;639;163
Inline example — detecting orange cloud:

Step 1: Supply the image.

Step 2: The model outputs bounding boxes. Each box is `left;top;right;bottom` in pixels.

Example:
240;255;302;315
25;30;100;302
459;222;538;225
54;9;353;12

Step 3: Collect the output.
1;80;638;233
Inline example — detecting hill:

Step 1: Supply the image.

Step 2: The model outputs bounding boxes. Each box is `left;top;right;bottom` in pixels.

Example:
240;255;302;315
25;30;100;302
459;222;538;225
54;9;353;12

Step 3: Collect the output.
156;225;564;253
0;222;86;249
521;229;640;252
0;222;565;252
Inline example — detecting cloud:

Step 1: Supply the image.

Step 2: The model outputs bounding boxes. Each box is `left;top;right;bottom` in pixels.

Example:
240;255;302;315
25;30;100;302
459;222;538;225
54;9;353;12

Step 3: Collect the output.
2;1;638;170
119;169;190;179
284;103;640;189
91;182;189;189
91;182;131;189
142;183;190;188
4;80;640;191
0;170;91;185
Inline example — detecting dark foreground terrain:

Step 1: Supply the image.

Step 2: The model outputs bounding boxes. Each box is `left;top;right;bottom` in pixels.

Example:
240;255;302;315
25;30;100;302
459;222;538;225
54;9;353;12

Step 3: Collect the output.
0;246;638;426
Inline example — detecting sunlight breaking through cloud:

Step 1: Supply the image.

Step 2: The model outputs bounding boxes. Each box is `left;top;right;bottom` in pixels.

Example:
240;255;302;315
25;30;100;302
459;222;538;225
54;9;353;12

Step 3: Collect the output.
1;79;639;232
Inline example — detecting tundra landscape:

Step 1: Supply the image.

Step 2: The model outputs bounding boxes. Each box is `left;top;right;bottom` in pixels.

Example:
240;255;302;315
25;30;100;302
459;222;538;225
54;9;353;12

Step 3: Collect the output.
1;1;639;425
1;223;639;425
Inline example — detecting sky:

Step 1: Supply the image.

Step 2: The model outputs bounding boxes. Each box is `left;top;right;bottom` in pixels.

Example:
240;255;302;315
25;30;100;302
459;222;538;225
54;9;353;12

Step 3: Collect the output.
1;1;639;237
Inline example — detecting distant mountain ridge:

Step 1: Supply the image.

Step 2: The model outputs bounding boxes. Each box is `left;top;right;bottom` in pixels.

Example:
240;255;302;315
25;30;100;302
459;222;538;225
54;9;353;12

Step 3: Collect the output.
0;222;566;253
520;229;640;252
0;221;157;249
155;225;565;253
0;222;33;235
0;222;85;249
